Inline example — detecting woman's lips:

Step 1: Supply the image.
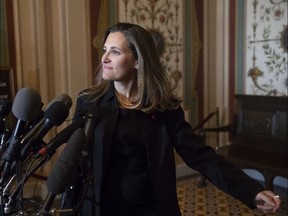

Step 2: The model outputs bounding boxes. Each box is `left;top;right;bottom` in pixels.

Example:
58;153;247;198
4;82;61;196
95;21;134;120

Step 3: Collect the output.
103;65;113;70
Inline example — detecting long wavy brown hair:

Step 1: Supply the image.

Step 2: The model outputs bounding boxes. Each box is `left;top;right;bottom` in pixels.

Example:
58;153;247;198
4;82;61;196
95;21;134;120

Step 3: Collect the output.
82;22;181;113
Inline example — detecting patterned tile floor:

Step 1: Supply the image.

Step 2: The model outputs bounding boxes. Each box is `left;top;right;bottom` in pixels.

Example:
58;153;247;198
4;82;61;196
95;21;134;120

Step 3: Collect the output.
177;176;287;216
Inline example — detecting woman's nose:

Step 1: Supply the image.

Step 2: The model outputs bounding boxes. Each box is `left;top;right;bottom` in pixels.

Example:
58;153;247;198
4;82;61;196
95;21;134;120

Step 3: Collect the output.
102;52;110;63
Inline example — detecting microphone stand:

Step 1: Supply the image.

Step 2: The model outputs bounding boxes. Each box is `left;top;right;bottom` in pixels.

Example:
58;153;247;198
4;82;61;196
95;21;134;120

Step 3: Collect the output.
0;177;5;216
3;133;68;215
1;136;24;214
4;155;49;214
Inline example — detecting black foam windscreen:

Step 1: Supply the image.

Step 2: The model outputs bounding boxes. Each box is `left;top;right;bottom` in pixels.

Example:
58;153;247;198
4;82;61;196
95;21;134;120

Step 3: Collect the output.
11;87;42;121
45;93;72;112
35;117;85;158
46;128;85;194
44;101;69;126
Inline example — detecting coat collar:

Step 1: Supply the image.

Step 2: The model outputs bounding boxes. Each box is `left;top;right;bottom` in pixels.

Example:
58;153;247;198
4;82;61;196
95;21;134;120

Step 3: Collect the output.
102;82;116;104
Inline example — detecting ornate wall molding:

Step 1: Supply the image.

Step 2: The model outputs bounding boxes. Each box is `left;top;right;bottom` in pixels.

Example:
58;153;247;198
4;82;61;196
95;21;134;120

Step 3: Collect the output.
116;0;184;98
244;0;288;96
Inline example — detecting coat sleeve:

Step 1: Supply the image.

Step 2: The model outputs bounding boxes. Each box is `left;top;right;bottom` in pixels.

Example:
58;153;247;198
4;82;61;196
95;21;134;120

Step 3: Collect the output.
166;106;265;209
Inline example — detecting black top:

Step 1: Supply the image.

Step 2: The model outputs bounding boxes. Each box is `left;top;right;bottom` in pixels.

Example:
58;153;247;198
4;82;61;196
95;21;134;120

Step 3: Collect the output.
100;109;157;210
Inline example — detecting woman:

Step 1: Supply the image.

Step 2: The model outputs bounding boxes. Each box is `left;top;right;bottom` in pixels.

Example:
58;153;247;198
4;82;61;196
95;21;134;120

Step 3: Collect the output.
62;22;281;216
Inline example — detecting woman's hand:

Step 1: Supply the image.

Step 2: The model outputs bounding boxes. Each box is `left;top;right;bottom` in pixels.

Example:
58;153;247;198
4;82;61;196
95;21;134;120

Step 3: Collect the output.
254;190;281;213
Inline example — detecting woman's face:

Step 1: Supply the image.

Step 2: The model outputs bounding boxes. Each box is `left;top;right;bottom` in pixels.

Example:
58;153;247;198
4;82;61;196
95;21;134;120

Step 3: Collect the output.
101;32;138;83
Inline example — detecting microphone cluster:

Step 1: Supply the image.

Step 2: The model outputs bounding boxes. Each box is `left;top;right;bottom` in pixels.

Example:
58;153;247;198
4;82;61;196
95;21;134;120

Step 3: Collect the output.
0;87;89;215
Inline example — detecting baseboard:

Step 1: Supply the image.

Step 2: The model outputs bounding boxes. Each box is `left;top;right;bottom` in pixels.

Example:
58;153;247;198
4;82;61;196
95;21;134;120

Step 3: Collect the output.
242;169;288;189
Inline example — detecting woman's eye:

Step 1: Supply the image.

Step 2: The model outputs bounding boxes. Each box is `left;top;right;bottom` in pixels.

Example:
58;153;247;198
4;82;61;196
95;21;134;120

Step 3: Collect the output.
111;50;120;55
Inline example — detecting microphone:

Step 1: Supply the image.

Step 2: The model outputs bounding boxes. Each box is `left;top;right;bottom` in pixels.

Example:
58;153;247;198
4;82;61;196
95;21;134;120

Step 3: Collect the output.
29;101;70;140
11;87;42;123
21;94;73;145
35;117;85;158
20;101;70;163
44;93;72;112
26;93;71;127
80;109;100;166
1;87;42;181
40;128;85;215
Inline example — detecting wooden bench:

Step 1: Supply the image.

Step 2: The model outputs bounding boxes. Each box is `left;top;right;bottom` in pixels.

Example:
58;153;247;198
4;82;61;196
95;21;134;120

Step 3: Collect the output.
198;95;288;190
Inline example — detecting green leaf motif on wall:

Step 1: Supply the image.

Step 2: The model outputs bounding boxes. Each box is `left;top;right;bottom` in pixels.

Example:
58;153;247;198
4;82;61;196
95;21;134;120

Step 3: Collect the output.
245;0;287;96
262;26;287;80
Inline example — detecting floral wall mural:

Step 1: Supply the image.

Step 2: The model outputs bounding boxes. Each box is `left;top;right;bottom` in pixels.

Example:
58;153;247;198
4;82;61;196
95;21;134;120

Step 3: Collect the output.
116;0;184;98
244;0;288;96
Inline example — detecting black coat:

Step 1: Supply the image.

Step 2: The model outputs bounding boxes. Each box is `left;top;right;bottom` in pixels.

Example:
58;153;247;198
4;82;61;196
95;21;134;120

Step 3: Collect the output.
69;83;264;216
